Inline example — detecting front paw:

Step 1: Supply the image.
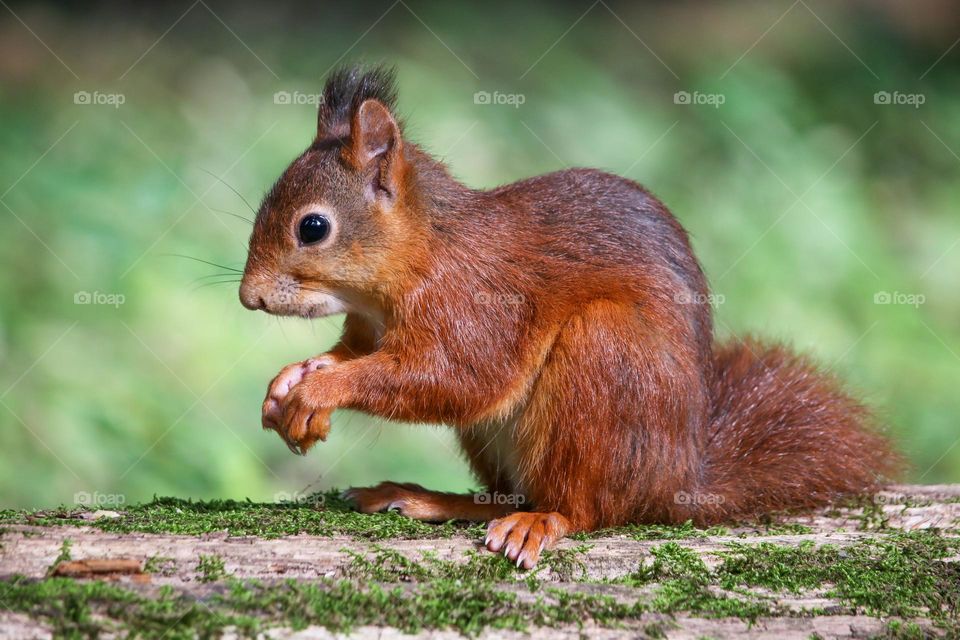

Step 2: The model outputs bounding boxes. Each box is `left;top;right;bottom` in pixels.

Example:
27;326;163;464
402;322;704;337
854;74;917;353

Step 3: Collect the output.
262;357;335;455
274;384;333;455
262;356;335;432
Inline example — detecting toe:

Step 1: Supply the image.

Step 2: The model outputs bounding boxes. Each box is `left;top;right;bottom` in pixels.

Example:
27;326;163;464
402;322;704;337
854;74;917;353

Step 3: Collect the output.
516;520;546;569
483;513;569;570
485;516;516;552
503;524;529;562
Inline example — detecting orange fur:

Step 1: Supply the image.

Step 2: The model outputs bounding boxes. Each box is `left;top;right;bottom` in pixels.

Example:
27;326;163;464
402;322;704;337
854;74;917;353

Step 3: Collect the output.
240;66;901;568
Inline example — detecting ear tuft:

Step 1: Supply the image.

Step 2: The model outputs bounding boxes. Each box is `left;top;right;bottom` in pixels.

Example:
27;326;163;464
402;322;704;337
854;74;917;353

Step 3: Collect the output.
317;65;398;139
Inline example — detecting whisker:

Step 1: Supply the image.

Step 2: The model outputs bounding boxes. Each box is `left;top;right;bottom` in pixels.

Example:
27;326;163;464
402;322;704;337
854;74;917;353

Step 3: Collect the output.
163;253;244;273
191;278;242;292
209;207;254;225
200;168;257;214
190;272;243;284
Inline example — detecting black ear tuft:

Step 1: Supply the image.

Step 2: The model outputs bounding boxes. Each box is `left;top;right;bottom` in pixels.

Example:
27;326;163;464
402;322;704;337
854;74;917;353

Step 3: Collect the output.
318;65;398;138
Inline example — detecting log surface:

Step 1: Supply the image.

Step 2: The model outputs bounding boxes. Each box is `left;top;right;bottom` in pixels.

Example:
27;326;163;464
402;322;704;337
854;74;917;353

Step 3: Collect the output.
1;484;958;638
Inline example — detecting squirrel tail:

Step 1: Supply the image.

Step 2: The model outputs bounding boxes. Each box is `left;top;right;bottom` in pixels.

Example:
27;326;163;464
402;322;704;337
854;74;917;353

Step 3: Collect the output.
695;338;902;524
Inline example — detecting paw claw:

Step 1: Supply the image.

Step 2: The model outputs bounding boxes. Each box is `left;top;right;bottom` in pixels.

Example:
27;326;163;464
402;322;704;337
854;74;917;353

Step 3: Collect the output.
482;512;570;570
386;501;403;513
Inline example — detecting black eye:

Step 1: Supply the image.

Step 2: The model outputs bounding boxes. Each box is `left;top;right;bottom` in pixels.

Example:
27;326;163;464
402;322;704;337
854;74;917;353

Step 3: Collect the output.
298;214;331;245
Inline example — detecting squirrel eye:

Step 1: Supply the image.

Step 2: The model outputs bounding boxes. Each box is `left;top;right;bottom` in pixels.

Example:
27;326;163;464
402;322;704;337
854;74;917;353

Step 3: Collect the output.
298;214;331;245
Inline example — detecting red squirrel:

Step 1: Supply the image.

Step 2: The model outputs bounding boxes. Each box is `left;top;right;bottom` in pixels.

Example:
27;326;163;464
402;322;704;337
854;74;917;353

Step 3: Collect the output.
239;66;900;568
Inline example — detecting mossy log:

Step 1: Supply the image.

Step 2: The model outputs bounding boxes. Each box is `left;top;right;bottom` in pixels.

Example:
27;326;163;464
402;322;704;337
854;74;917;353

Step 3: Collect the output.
1;484;958;638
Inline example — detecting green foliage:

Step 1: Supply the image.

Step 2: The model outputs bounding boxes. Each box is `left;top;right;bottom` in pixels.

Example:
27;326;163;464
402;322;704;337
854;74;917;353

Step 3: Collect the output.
1;2;959;509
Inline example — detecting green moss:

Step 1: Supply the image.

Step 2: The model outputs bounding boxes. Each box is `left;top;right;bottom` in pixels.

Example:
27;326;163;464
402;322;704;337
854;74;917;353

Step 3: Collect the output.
0;574;643;638
716;531;959;623
574;520;730;542
0;492;486;540
618;543;773;621
46;539;72;576
4;494;957;637
876;619;938;639
196;554;227;583
143;555;176;576
342;544;591;590
0;575;257;639
754;522;815;536
856;500;893;531
611;532;960;629
3;532;956;637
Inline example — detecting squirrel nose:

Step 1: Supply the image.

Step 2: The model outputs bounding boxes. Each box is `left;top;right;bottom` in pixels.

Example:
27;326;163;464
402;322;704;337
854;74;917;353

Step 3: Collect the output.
239;280;266;311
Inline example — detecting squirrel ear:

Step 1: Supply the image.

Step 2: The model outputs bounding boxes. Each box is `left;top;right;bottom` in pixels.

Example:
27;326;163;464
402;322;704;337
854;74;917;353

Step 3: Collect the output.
344;99;404;202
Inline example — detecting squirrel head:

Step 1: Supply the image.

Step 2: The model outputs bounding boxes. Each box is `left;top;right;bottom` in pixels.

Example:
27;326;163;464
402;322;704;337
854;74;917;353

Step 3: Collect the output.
240;66;421;319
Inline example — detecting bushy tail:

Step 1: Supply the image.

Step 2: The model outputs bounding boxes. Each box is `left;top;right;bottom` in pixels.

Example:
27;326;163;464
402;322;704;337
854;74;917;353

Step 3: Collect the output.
696;338;902;524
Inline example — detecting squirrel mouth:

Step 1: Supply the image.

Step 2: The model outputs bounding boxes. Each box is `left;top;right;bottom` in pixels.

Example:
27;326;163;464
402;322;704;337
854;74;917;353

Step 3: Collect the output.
293;291;350;319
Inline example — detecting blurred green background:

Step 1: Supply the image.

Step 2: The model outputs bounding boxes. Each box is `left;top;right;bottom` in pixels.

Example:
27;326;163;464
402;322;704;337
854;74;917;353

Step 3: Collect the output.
1;0;959;508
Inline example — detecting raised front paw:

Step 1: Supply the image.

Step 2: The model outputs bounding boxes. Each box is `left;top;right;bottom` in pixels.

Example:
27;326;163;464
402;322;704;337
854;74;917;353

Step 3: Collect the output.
341;481;431;518
484;511;570;570
262;356;335;454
